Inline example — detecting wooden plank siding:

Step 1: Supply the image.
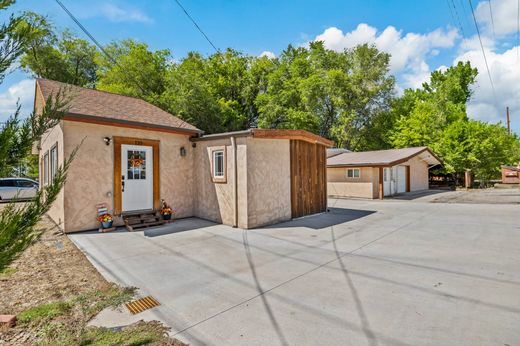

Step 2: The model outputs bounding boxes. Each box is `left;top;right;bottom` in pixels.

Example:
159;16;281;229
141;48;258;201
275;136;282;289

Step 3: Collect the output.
290;140;327;218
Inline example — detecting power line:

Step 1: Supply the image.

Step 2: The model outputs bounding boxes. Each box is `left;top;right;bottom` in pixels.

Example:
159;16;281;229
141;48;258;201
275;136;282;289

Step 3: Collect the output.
449;0;466;38
468;0;498;106
172;0;219;53
488;0;496;38
516;0;520;62
53;0;148;96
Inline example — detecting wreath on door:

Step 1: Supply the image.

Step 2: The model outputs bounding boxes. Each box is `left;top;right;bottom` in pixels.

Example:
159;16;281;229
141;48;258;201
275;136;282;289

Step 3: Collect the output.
129;157;144;167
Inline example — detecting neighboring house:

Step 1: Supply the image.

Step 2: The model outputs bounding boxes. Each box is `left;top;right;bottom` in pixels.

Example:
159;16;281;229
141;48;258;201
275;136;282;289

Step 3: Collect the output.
327;147;441;199
501;165;520;184
34;79;333;233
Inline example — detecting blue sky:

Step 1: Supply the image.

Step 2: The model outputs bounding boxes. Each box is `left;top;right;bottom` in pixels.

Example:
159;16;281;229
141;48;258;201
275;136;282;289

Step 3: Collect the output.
1;0;519;133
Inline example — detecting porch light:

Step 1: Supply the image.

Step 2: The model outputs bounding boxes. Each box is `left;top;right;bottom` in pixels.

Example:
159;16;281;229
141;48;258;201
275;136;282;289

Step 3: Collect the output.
180;146;186;157
103;137;111;146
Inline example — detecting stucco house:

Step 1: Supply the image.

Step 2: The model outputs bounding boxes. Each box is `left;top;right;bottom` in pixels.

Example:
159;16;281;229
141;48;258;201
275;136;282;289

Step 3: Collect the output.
327;147;441;199
34;79;333;233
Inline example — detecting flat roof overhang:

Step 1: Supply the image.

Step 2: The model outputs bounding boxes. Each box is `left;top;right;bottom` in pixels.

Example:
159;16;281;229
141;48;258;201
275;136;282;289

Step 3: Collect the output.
191;128;335;147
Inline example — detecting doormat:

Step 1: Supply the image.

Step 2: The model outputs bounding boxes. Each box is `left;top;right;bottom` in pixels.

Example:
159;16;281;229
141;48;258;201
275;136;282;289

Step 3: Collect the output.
125;296;160;315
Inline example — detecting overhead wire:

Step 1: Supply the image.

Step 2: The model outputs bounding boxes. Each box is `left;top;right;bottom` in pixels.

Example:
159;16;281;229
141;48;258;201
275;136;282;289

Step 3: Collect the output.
468;0;498;107
172;0;220;53
54;0;148;96
488;0;496;38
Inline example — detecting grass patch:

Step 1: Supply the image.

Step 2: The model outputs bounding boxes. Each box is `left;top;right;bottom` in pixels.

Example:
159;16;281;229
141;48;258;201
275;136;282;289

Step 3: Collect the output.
78;321;169;346
75;286;136;317
17;301;71;324
0;267;16;278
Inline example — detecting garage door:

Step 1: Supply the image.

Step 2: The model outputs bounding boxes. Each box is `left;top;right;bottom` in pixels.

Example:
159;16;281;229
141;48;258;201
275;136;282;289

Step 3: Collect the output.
397;165;407;193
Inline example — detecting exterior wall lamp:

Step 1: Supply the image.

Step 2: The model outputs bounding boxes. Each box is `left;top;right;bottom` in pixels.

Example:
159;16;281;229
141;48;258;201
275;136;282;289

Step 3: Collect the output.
103;137;111;146
180;146;186;157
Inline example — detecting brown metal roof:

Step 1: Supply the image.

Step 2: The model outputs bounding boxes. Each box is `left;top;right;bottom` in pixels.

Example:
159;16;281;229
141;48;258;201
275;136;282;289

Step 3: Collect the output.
36;78;201;134
327;147;442;167
191;128;335;147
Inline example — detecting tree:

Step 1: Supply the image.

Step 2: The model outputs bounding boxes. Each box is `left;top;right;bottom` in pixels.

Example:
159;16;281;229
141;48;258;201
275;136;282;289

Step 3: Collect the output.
19;12;98;87
0;1;74;271
390;61;520;182
161;49;276;133
256;42;395;150
96;39;170;103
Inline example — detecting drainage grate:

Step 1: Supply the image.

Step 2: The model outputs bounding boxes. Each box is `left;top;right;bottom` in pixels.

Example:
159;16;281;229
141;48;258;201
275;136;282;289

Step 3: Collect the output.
125;296;160;315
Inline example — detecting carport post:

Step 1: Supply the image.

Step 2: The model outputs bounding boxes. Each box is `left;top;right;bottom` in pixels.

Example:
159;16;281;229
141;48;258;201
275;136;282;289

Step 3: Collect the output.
379;166;384;199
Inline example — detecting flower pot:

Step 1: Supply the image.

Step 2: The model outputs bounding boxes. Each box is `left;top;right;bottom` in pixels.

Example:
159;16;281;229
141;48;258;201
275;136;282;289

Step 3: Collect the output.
101;220;113;229
162;214;171;220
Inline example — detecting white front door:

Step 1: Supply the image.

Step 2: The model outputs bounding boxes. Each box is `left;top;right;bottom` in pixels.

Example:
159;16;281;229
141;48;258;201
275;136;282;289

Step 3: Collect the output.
121;144;153;212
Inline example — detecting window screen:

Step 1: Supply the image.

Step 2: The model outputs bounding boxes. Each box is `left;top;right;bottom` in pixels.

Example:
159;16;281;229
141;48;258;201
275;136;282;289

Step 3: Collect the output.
213;150;224;178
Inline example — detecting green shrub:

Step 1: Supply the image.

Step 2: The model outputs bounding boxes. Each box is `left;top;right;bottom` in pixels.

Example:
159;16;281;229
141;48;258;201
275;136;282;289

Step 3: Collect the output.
17;301;71;324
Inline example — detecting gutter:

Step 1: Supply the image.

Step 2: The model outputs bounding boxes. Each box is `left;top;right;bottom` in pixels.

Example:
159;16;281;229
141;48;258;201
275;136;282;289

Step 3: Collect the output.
231;136;238;228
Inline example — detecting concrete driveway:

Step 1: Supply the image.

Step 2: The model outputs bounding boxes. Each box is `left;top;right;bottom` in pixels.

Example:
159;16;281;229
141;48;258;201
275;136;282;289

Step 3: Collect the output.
70;198;520;346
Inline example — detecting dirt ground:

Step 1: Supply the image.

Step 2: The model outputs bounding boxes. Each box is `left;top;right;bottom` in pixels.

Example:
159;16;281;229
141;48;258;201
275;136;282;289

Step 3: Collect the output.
0;216;109;315
0;215;185;345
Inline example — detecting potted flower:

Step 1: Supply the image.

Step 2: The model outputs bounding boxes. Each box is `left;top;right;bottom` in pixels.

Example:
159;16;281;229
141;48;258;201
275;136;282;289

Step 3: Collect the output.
97;213;114;229
160;200;173;221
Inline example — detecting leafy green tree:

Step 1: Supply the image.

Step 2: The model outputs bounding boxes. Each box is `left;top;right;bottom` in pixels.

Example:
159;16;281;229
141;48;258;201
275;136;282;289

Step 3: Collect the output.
390;61;520;182
256;42;395;150
19;12;98;87
161;49;276;133
0;1;75;270
96;39;170;103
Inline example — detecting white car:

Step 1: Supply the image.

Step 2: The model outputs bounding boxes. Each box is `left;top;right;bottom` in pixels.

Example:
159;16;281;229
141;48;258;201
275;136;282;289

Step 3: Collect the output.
0;178;39;201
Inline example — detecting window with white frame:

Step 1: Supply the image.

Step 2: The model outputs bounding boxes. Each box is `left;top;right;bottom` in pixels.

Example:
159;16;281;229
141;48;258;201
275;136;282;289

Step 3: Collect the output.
50;143;58;180
212;149;226;182
43;151;49;186
347;168;360;178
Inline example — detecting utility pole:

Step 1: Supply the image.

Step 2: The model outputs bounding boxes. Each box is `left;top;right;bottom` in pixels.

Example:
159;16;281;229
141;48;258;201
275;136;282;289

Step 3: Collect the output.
506;106;511;135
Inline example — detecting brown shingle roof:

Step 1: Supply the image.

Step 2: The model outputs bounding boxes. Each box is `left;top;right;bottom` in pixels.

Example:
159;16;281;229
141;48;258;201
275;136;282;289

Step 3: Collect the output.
327;147;442;167
36;78;201;133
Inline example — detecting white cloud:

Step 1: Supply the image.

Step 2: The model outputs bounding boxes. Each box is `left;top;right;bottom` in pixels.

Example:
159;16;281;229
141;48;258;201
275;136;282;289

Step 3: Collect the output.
259;51;276;59
312;24;459;88
455;45;520;125
475;0;519;36
0;79;34;123
99;3;152;23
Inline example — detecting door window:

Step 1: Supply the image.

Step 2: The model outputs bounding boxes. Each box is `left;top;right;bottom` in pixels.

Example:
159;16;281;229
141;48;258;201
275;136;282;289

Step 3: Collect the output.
127;150;146;180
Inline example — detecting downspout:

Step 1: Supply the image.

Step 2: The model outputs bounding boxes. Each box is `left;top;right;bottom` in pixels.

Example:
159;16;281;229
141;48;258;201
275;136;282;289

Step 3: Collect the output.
231;136;238;228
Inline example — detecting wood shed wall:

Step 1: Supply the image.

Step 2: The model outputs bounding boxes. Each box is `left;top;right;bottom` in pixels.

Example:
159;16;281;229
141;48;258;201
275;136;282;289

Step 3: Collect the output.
290;140;327;218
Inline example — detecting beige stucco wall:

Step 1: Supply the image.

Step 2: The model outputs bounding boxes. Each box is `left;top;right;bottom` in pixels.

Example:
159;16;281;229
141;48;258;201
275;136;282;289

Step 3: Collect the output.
327;166;379;199
61;121;195;232
193;137;247;227
39;122;65;227
245;138;291;228
327;155;430;199
193;137;291;229
408;155;429;191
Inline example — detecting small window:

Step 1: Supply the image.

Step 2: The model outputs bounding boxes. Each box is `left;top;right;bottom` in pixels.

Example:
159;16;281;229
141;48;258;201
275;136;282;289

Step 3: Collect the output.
0;179;15;187
127;150;146;180
43;151;49;186
347;168;360;178
212;148;226;182
50;143;58;180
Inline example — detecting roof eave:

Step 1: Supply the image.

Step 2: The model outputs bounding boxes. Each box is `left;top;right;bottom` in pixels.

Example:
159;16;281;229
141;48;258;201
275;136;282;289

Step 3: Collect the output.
64;113;203;135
